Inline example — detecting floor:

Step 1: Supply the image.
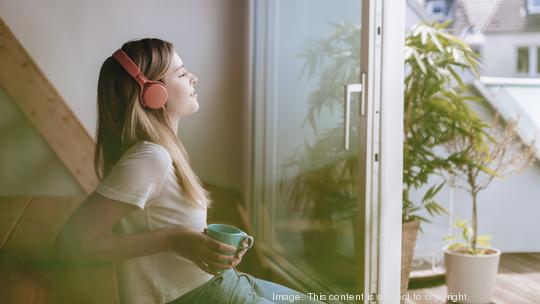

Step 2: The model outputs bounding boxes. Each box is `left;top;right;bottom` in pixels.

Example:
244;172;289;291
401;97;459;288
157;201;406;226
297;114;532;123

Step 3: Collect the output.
404;253;540;303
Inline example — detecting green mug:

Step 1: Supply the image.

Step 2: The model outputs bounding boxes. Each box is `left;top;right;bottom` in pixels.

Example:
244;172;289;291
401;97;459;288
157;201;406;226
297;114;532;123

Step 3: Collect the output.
205;224;254;273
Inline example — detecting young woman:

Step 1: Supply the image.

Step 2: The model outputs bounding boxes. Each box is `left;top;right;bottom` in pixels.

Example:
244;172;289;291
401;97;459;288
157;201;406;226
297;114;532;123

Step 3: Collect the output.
53;38;323;304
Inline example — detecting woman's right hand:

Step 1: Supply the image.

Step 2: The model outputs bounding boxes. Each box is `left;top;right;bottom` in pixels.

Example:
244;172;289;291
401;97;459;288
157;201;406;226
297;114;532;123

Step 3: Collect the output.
168;227;237;275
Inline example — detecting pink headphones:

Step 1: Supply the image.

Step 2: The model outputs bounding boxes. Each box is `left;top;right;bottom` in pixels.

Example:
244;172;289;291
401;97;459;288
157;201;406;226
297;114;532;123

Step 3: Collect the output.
112;49;168;109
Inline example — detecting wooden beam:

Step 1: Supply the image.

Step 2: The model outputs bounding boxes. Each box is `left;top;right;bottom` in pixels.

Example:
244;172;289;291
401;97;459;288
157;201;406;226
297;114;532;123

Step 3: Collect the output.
0;17;98;194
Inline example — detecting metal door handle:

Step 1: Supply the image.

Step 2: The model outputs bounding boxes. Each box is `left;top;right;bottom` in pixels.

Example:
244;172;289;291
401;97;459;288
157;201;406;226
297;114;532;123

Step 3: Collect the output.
344;72;366;150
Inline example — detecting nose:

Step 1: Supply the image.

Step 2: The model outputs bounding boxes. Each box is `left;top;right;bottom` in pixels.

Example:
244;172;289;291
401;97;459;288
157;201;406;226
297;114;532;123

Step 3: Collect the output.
191;75;198;85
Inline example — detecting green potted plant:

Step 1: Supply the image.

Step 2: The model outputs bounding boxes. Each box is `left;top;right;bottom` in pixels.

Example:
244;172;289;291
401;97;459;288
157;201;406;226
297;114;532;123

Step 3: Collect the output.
443;113;536;303
401;21;492;292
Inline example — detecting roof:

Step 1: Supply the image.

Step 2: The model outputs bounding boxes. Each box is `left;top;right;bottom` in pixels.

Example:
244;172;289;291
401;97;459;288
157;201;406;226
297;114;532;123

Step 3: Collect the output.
484;0;540;33
429;0;540;34
473;77;540;159
436;0;502;34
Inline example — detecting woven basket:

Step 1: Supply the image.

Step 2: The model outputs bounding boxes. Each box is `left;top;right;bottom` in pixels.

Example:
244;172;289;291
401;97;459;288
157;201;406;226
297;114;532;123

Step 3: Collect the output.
401;220;420;294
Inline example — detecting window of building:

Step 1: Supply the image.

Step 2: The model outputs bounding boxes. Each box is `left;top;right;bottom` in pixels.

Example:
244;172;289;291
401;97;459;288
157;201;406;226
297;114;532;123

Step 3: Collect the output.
517;47;529;74
432;4;443;13
426;0;448;22
529;0;540;14
537;47;540;73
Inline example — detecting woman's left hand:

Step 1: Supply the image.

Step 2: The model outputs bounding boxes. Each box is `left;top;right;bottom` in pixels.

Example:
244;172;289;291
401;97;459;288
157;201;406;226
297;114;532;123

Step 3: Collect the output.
230;239;249;267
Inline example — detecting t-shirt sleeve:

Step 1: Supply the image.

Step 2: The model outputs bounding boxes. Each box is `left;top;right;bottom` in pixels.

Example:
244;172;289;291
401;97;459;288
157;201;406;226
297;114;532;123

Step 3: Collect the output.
94;143;171;210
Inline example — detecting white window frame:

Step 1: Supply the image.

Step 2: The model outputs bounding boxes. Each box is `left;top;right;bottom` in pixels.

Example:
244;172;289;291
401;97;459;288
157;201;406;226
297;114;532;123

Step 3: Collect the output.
530;46;539;77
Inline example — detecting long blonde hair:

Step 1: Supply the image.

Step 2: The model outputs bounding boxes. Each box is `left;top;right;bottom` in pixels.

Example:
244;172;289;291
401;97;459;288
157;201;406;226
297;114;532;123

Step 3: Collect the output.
94;38;212;209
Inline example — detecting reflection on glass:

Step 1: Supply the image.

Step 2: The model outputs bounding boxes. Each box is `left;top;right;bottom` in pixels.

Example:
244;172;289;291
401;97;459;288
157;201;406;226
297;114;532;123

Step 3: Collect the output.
270;0;361;293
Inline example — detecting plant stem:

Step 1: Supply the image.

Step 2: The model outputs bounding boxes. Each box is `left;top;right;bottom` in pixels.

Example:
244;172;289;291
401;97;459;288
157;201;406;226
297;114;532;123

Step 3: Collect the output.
404;90;414;141
467;164;478;252
472;191;478;251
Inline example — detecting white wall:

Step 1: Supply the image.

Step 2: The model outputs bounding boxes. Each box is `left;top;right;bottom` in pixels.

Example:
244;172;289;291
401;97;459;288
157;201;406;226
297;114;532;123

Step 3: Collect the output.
0;88;83;195
0;0;248;193
482;32;540;77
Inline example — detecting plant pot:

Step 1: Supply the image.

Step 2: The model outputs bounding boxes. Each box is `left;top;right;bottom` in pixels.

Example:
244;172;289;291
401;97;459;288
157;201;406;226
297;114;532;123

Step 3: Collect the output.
443;245;501;304
401;220;420;294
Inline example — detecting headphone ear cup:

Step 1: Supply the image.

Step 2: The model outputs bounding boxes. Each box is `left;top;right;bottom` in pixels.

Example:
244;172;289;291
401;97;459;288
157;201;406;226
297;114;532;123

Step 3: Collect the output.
141;82;168;109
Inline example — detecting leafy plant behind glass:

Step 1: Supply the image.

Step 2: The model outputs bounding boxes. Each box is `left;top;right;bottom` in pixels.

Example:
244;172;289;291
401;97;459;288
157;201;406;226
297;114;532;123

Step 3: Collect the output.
279;21;360;221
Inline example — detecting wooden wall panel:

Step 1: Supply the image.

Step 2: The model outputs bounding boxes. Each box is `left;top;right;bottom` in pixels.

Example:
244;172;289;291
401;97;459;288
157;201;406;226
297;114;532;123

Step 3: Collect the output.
0;17;98;194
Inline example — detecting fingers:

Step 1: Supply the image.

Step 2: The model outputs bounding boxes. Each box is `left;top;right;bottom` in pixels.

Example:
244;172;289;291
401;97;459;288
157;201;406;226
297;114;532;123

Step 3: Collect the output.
208;259;233;271
232;254;243;266
200;248;235;272
205;251;235;264
196;261;220;276
197;235;251;271
238;239;250;250
205;238;237;255
235;248;247;259
235;240;249;258
197;257;232;275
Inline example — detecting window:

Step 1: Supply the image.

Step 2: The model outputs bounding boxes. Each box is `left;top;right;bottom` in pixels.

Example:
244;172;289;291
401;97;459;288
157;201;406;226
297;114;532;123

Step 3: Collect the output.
528;0;540;14
432;5;443;13
426;0;448;21
517;47;529;74
537;47;540;74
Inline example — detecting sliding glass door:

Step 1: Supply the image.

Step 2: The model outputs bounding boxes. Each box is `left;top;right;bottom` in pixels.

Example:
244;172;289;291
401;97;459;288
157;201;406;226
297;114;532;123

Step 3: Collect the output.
249;0;403;302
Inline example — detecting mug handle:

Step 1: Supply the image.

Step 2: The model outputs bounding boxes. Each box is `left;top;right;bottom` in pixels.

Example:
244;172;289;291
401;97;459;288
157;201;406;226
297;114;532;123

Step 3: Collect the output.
239;235;254;250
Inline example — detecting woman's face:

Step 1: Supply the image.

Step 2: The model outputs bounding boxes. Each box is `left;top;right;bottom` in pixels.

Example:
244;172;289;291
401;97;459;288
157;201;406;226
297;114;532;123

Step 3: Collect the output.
163;51;199;118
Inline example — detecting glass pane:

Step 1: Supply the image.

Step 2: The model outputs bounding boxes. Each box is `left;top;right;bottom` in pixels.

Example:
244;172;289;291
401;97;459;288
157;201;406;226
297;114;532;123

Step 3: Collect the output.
269;0;362;293
517;47;529;74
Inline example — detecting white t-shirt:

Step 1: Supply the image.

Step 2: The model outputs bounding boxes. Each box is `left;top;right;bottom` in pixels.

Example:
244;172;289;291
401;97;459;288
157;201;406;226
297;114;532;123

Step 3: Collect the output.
94;140;213;304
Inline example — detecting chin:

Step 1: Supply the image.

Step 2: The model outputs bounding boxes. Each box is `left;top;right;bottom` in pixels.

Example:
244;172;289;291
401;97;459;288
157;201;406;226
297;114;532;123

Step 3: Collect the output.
191;102;200;113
